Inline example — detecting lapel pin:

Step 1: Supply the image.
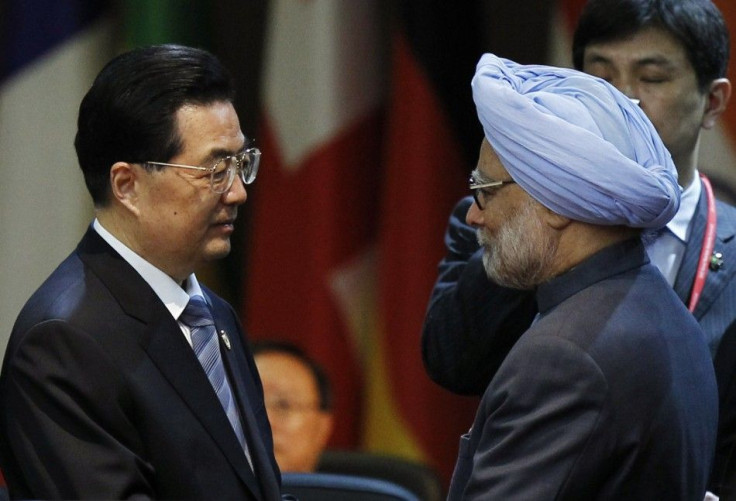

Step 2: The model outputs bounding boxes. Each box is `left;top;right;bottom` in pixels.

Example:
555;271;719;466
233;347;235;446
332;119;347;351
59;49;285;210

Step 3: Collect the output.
710;251;724;271
219;330;232;350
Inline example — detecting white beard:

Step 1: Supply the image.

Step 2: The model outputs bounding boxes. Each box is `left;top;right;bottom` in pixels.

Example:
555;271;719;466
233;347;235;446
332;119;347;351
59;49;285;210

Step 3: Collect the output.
478;199;558;290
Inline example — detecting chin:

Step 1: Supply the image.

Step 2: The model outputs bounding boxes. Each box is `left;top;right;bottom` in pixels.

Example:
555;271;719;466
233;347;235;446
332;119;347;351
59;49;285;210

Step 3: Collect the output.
204;240;232;260
483;249;536;290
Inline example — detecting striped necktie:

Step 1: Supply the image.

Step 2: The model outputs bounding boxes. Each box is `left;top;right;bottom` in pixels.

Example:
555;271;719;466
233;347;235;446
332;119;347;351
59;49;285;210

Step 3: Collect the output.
180;295;252;468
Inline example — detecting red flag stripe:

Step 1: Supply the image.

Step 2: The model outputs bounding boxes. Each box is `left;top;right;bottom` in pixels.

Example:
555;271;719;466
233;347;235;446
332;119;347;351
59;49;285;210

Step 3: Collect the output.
375;27;481;482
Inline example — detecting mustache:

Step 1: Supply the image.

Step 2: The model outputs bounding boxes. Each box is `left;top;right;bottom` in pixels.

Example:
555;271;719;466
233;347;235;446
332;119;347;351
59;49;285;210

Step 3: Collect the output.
215;210;238;224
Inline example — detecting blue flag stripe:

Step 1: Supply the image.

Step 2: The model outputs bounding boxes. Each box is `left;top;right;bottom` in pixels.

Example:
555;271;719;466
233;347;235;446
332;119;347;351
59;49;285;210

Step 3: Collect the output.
1;0;110;82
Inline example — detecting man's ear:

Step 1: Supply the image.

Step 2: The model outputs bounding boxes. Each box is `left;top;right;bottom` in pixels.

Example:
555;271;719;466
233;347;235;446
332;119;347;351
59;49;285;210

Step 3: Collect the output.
702;78;731;130
109;162;141;215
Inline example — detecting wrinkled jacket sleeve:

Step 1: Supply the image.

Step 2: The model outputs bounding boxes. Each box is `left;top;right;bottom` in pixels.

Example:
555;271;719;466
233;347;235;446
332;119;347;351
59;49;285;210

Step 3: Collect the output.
1;321;154;500
421;196;538;395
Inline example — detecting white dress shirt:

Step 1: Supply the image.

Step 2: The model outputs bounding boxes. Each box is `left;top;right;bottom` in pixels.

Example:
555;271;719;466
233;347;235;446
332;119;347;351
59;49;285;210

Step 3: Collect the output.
645;172;701;286
93;219;202;346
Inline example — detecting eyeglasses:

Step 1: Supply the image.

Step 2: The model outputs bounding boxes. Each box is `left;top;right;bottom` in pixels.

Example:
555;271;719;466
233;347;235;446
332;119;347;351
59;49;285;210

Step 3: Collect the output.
264;396;321;420
146;147;261;194
469;176;516;210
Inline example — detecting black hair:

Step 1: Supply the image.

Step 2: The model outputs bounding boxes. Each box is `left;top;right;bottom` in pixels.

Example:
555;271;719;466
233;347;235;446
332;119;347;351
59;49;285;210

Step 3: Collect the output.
74;44;236;206
572;0;729;91
252;340;334;412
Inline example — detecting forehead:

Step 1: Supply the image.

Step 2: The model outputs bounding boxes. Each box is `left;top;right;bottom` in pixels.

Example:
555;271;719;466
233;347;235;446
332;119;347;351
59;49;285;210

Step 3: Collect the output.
583;26;692;69
174;101;245;159
477;139;509;179
255;352;319;394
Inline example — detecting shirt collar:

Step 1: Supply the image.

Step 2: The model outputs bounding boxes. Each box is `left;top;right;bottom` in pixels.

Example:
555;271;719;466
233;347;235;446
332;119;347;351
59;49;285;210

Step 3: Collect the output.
92;219;203;321
666;172;701;243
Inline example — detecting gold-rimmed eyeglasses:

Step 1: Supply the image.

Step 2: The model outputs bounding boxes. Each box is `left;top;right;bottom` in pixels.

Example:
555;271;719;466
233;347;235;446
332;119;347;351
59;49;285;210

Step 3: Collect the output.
146;147;261;194
469;176;516;210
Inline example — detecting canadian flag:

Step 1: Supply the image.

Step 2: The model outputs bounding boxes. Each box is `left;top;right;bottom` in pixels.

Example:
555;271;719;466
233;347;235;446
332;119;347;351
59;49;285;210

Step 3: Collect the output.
244;0;481;483
244;0;386;449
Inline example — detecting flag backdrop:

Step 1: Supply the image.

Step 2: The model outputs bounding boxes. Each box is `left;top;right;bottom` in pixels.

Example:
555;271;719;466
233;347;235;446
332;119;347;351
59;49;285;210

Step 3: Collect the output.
244;0;484;483
120;0;211;50
244;0;386;449
370;1;489;479
0;0;112;397
0;0;114;491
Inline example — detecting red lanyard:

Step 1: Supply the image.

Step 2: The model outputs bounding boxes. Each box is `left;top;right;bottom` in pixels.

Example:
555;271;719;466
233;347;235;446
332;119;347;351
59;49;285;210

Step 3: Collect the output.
688;173;717;313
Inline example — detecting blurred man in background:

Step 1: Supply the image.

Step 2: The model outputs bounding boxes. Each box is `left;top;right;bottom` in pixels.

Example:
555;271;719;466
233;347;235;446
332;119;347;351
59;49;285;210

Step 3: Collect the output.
254;340;334;473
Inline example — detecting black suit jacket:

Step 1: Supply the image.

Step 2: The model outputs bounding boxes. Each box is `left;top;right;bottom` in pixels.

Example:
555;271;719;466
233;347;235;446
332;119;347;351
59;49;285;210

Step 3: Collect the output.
423;192;736;498
0;227;282;500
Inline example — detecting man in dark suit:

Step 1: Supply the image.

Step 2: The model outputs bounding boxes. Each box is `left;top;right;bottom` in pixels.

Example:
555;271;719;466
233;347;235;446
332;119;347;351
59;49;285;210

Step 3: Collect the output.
0;45;283;500
447;53;716;499
424;0;736;497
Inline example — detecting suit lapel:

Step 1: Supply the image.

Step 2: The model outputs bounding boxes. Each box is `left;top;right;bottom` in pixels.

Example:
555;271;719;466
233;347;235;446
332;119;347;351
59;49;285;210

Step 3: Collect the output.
143;317;264;498
695;199;736;318
208;298;281;501
673;191;705;305
674;193;736;319
78;229;263;498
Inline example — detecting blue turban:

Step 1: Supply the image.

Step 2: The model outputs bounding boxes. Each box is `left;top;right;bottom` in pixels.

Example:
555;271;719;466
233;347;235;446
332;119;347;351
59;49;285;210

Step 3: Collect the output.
471;54;680;229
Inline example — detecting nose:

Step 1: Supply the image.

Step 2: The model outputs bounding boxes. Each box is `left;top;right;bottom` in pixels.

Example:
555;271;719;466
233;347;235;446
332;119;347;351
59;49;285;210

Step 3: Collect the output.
223;176;247;205
609;76;637;102
466;200;483;226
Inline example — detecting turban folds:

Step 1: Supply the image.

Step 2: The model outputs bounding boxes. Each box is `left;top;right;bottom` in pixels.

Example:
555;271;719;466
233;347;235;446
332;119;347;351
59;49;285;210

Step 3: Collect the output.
471;54;680;229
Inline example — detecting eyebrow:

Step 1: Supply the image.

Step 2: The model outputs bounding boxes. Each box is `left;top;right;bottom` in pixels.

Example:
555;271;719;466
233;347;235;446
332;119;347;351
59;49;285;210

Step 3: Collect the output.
202;146;247;164
633;57;677;70
585;53;677;70
470;169;494;184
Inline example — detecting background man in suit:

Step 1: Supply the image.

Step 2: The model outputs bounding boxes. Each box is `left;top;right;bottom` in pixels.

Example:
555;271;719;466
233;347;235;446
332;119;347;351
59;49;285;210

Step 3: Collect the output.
253;340;334;473
423;0;736;496
0;44;283;500
447;53;717;500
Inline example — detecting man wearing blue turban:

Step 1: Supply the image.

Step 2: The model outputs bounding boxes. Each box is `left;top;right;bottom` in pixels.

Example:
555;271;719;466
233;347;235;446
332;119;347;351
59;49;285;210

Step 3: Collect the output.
424;0;736;497
446;54;717;499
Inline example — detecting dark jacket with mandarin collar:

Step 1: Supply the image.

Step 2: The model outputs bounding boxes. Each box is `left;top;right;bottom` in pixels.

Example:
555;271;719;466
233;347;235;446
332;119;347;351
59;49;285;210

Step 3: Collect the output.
446;238;717;499
424;193;736;498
